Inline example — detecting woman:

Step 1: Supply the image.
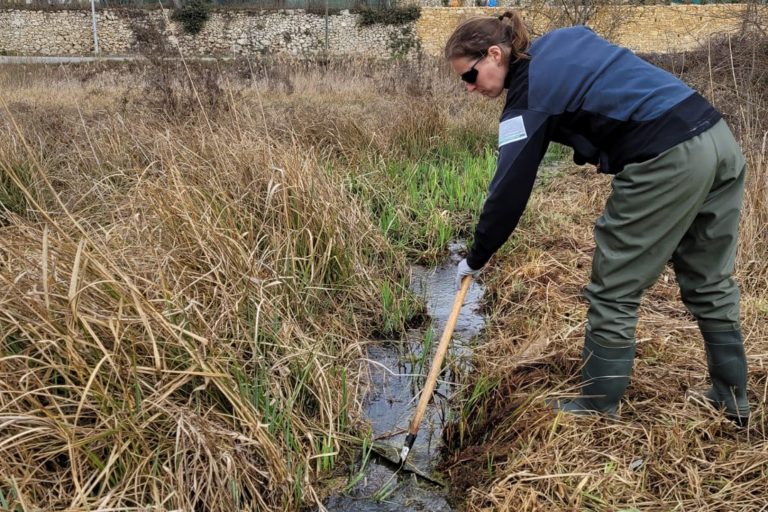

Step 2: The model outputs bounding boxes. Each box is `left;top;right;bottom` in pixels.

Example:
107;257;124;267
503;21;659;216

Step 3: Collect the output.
450;12;749;425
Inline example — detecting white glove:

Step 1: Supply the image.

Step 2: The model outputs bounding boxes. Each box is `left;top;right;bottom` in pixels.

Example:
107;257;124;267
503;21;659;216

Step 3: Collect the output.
455;258;482;291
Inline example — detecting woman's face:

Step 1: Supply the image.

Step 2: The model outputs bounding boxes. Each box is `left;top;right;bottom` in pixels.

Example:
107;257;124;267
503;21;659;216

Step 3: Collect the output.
450;45;508;98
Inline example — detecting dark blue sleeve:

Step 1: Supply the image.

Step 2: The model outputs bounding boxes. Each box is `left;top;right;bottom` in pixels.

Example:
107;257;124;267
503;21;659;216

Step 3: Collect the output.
466;109;552;269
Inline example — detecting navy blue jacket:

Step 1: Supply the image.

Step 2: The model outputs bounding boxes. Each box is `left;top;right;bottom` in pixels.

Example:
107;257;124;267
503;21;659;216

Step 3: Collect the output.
466;26;721;270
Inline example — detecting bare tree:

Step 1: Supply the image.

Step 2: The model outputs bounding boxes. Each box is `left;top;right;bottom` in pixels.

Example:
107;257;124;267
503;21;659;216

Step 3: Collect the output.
741;0;767;38
523;0;632;42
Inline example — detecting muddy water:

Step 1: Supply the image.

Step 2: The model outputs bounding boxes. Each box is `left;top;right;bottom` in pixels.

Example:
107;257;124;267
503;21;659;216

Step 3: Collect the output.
323;243;486;511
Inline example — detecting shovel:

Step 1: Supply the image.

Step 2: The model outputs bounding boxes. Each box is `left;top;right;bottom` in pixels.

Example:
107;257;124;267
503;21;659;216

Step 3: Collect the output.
398;275;472;464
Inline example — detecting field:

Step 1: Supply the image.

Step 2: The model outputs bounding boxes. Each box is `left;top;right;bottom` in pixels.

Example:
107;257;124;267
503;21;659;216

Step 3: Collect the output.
0;34;766;511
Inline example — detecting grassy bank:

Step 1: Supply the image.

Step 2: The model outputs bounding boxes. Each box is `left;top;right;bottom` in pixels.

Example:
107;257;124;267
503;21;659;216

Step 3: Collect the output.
0;58;495;510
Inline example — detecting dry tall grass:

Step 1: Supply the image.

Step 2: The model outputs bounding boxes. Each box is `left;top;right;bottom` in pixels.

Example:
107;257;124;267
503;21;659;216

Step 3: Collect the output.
0;58;496;510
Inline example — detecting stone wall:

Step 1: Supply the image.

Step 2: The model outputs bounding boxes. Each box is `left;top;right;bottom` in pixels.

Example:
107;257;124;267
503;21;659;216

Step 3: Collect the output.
0;8;421;58
417;4;749;55
0;4;756;58
1;9;97;55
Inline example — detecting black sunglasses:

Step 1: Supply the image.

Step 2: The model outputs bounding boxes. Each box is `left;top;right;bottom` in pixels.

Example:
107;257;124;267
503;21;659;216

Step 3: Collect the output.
460;54;486;84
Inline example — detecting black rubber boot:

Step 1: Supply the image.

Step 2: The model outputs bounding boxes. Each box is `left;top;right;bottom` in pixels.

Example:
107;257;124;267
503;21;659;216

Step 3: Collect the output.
691;329;750;427
556;333;636;417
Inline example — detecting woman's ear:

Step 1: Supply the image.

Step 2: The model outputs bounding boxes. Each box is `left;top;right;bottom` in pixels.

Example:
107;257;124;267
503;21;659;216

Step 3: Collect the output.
487;45;504;64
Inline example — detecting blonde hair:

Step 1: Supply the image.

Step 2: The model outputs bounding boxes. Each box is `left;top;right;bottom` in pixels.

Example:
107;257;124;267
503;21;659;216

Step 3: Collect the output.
444;10;530;62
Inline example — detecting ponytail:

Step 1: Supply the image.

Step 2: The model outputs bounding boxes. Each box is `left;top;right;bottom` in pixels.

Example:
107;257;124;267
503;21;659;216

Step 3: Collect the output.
444;10;530;62
498;11;529;62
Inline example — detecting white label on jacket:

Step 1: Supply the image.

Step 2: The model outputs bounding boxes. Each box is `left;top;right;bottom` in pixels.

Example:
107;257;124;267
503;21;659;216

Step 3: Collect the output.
499;116;527;146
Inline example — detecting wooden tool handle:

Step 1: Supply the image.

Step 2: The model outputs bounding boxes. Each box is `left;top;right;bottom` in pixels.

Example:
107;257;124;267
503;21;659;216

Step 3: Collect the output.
407;275;472;434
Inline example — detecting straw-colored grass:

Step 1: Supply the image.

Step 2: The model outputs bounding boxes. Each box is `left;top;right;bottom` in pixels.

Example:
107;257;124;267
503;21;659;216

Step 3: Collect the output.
0;56;500;510
0;111;392;511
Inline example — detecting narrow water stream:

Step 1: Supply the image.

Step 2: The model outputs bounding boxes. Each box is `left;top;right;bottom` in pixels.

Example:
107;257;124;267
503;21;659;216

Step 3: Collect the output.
323;243;486;511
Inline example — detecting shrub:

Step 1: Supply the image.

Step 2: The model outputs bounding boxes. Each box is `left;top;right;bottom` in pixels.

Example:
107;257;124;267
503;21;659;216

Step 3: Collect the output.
171;0;211;35
388;25;421;58
356;5;421;26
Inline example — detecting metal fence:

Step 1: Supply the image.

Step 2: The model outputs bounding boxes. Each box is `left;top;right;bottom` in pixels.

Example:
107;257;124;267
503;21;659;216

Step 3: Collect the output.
3;0;765;7
211;0;397;7
0;0;399;8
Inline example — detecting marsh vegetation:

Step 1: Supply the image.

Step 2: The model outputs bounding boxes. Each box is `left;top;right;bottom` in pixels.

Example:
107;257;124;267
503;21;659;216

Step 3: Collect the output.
0;32;766;510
